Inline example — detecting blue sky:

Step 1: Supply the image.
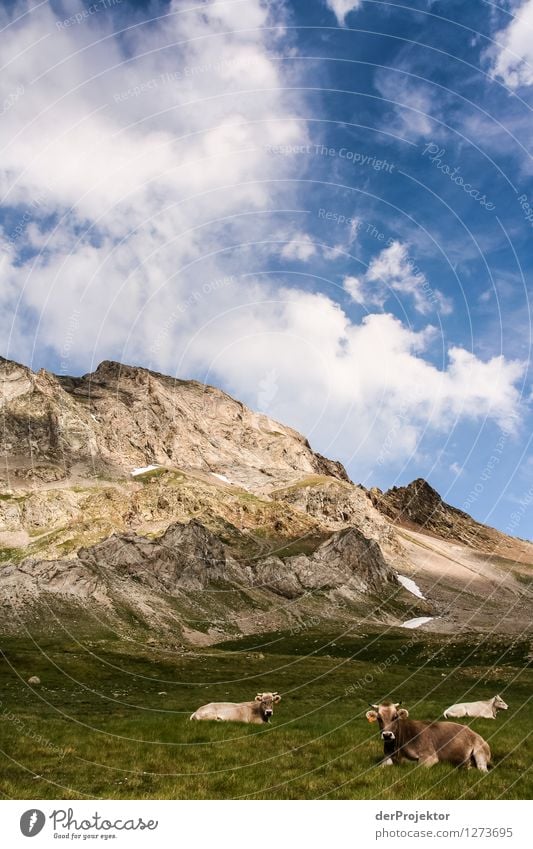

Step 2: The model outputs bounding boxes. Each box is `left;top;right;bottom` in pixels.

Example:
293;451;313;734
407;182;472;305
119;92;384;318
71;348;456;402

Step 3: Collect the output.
1;0;532;537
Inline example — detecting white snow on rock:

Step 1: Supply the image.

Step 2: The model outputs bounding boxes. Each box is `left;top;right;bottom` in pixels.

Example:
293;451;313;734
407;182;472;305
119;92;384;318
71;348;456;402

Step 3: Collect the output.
401;616;435;629
212;473;231;484
396;573;426;599
131;464;162;477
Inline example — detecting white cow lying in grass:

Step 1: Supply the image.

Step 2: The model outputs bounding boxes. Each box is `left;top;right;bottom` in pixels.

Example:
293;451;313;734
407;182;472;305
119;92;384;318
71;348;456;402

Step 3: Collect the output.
444;694;508;719
190;692;281;723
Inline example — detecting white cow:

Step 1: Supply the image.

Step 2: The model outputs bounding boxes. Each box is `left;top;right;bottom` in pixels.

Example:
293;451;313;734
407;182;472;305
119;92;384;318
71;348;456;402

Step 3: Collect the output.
444;694;508;719
190;692;281;723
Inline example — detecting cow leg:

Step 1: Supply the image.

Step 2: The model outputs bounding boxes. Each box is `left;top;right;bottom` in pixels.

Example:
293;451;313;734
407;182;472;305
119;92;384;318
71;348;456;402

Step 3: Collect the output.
473;744;490;772
418;754;439;768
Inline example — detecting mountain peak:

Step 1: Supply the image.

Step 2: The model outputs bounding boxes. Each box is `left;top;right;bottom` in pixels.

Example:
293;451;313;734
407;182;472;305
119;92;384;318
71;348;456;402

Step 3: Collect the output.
0;356;348;490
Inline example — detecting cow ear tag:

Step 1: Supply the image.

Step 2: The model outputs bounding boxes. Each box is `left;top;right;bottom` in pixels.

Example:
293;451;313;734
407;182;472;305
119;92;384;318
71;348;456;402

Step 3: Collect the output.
365;710;377;723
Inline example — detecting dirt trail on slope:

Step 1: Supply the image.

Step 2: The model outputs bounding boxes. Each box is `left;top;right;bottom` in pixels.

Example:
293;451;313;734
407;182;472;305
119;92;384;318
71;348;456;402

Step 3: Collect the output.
395;528;533;634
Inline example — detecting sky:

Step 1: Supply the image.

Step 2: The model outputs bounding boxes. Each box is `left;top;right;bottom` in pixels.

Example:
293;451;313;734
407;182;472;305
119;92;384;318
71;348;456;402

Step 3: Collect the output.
1;0;532;537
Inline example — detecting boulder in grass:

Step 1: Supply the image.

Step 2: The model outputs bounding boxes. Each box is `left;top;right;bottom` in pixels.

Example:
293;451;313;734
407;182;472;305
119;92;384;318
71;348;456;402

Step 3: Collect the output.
28;676;41;685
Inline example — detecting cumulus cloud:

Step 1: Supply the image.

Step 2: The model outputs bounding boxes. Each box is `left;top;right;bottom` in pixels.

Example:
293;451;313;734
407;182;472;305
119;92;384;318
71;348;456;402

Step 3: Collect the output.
324;0;363;26
342;275;367;305
490;0;533;87
180;291;524;467
280;232;317;261
343;240;452;315
278;225;358;262
0;0;306;362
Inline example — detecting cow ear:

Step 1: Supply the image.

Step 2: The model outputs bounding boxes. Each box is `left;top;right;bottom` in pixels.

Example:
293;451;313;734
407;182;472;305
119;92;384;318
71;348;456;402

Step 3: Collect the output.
273;694;281;703
397;708;409;719
366;710;378;723
255;694;263;701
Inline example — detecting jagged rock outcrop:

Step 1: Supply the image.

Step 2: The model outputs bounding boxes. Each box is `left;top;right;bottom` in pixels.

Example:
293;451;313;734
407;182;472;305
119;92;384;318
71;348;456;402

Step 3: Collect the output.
77;520;248;592
3;519;396;603
372;478;532;560
0;519;401;636
254;527;398;599
372;478;454;530
271;476;406;567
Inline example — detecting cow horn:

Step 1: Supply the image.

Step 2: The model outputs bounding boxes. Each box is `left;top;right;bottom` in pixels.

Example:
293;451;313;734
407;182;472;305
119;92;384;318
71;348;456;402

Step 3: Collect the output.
394;701;402;707
368;703;378;709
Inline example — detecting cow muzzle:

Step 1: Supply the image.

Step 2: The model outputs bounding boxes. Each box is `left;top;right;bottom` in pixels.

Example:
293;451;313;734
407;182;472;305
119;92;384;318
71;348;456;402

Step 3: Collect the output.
264;709;273;717
381;731;395;741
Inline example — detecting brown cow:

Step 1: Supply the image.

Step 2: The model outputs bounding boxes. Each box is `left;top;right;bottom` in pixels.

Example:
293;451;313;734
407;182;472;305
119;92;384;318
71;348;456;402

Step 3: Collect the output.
366;701;491;771
190;692;281;723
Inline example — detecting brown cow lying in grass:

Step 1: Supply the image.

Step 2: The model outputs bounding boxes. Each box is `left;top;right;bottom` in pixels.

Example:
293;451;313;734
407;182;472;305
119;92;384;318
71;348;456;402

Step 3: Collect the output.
366;701;491;771
190;692;281;723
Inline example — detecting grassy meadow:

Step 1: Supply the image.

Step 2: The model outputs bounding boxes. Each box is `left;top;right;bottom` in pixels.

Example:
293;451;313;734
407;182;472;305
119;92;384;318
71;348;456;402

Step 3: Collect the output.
0;627;531;800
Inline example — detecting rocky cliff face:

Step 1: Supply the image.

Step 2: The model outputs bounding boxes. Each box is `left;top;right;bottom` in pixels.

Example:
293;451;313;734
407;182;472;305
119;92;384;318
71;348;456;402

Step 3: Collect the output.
0;357;347;491
0;357;100;482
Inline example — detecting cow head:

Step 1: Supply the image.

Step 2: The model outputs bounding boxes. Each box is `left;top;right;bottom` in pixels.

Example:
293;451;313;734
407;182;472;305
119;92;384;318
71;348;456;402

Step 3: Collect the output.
255;692;281;720
493;694;508;711
366;701;409;742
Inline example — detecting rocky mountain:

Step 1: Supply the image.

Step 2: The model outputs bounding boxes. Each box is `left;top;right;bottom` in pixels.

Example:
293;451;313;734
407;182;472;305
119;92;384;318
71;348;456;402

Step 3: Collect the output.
371;478;533;564
1;519;400;639
0;357;347;490
1;357;532;642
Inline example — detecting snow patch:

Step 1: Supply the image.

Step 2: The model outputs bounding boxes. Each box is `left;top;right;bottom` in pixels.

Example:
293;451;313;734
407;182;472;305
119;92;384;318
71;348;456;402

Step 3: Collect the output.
396;573;426;599
212;473;231;484
401;616;435;630
131;464;162;477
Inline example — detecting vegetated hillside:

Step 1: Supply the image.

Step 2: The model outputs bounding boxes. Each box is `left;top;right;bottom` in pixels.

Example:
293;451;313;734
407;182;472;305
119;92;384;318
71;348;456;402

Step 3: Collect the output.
1;357;532;642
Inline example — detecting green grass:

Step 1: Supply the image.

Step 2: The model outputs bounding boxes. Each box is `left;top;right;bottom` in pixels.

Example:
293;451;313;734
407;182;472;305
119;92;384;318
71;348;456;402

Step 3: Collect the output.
0;546;23;563
0;630;531;800
132;467;171;483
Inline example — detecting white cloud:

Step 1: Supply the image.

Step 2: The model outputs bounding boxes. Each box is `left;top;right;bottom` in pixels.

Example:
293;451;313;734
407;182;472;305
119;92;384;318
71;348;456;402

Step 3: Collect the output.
280;232;317;261
325;0;363;26
449;461;463;476
0;0;307;362
490;0;533;87
343;240;453;315
374;71;437;141
181;291;524;468
342;275;366;305
0;0;305;221
278;226;359;263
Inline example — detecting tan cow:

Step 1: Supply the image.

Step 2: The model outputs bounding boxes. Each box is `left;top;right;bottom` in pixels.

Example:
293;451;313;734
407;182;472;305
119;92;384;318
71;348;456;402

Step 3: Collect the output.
444;694;508;719
190;692;281;723
366;701;491;771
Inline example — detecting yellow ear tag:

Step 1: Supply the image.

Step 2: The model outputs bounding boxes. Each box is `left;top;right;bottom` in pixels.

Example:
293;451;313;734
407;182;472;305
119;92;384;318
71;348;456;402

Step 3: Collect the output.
367;714;377;723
